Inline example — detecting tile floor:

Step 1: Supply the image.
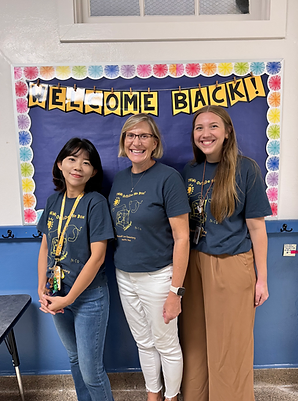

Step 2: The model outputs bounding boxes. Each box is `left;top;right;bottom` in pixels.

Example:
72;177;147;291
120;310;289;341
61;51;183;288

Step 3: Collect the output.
0;369;298;401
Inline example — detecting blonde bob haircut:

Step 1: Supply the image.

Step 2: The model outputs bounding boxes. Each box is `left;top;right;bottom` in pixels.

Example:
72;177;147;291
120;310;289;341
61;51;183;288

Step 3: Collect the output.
118;113;163;159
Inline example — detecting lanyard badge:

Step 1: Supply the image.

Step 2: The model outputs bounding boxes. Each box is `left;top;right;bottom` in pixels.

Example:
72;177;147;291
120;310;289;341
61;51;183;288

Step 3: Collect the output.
46;192;84;295
193;225;202;244
193;161;214;245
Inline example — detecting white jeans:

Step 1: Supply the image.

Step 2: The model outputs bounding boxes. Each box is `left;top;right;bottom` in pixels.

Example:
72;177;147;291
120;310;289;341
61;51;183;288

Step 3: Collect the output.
116;265;183;399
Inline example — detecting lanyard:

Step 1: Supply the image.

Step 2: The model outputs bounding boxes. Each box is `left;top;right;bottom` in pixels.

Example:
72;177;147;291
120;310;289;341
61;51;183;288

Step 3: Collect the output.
55;191;84;260
198;160;214;214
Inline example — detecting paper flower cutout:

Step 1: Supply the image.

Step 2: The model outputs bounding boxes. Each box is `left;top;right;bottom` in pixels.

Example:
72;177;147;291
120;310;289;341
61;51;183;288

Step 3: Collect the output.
153;64;168;78
15;81;28;97
266;61;282;75
23;194;36;208
24;208;37;224
19;131;31;146
266;172;279;187
267;108;280;124
18;114;30;130
266;187;278;202
185;63;201;77
202;63;217;76
36;209;44;224
56;66;71;80
266;156;279;171
267;140;280;156
24;67;39;80
16;98;29;114
40;66;55;80
169;64;184;77
72;66;88;79
270;202;278;216
268;92;280;108
137;64;152;78
20;146;33;162
268;75;281;91
14;67;23;80
267;125;280;140
104;65;120;78
22;178;35;192
21;162;34;177
218;63;233;76
88;65;104;79
250;62;265;76
121;65;136;78
234;62;249;76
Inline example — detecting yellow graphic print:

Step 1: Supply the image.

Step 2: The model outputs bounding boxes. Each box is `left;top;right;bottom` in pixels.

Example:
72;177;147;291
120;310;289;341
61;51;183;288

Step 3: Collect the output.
187;183;194;196
187;178;214;228
112;199;143;232
47;222;82;274
47;217;54;231
114;197;120;207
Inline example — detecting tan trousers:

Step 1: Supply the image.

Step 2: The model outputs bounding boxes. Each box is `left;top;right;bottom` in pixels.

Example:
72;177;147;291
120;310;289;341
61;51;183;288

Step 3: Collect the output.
179;249;256;401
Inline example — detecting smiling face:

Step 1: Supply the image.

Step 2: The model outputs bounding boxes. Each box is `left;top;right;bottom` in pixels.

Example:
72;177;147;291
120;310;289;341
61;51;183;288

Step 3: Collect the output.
57;149;97;197
193;111;229;163
124;121;157;172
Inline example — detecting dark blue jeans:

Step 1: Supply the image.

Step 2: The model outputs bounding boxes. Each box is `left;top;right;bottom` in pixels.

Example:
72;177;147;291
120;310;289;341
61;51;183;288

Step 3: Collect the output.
53;283;114;401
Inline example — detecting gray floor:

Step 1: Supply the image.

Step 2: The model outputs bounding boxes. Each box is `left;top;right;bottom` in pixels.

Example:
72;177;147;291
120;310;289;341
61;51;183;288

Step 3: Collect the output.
1;369;298;401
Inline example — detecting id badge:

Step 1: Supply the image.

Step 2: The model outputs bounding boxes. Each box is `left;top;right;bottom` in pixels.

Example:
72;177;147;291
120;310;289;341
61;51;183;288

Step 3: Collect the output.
54;264;62;291
193;226;202;245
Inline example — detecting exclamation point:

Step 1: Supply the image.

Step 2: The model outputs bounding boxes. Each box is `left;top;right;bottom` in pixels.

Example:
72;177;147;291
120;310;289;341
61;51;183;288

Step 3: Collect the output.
251;77;259;95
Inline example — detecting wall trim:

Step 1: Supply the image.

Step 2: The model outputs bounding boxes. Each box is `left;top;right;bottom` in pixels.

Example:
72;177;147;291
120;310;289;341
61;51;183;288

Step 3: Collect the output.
1;220;298;240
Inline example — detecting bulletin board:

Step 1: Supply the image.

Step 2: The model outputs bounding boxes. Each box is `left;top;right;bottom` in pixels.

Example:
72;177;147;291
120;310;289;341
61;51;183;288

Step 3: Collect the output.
13;61;282;224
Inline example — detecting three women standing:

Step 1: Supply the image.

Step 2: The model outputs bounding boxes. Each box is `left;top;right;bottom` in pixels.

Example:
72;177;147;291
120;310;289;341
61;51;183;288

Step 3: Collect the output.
109;113;190;401
180;105;272;401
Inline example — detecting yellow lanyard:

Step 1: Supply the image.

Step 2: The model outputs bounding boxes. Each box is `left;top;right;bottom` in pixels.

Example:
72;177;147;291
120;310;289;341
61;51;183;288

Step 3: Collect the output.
55;191;84;260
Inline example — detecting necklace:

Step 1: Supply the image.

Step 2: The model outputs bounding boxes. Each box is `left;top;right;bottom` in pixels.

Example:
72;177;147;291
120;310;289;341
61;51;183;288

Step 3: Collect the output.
131;170;146;193
198;160;214;214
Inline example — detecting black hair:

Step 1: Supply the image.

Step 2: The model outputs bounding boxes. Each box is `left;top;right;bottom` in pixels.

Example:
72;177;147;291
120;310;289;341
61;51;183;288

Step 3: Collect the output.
52;138;103;193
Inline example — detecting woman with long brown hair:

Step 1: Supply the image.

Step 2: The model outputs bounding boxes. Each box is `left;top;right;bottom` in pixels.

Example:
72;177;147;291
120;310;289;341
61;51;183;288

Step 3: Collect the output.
180;105;272;401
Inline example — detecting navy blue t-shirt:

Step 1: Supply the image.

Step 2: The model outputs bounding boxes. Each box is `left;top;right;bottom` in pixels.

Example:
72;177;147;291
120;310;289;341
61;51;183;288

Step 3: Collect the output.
183;156;272;255
108;162;190;273
37;191;114;288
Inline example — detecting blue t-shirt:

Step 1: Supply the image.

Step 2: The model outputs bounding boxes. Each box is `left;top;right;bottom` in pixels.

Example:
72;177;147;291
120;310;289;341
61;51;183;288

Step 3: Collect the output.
37;191;114;288
183;156;272;255
108;162;190;273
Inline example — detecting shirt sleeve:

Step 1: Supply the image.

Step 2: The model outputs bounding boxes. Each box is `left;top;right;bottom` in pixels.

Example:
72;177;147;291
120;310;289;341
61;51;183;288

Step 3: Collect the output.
244;161;272;219
163;170;191;218
88;196;115;243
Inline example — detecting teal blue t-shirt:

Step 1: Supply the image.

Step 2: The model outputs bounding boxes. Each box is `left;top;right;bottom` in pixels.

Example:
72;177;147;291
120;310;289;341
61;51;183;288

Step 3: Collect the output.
108;162;190;273
37;191;114;288
182;156;272;255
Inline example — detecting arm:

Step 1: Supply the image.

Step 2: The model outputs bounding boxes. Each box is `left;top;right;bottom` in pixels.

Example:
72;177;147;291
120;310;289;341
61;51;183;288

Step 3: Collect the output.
163;213;189;324
246;217;269;307
38;234;53;313
42;240;108;314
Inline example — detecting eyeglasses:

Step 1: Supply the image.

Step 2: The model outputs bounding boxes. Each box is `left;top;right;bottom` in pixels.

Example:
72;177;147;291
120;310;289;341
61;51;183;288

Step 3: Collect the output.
125;133;155;142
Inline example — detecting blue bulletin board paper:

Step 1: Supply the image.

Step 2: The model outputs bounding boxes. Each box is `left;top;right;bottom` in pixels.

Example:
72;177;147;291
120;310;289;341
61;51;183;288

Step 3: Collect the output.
13;61;282;224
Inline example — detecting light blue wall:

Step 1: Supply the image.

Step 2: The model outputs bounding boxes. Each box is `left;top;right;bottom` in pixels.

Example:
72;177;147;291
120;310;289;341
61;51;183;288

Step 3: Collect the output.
0;222;298;375
0;229;139;374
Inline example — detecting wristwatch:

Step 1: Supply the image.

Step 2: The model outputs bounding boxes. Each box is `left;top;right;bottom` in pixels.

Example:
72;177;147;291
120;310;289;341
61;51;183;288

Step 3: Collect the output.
170;285;185;297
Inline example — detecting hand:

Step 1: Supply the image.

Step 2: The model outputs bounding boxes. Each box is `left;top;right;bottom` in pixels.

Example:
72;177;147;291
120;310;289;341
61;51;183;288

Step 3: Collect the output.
162;291;181;324
39;293;65;315
254;279;269;307
38;289;55;315
43;294;68;314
